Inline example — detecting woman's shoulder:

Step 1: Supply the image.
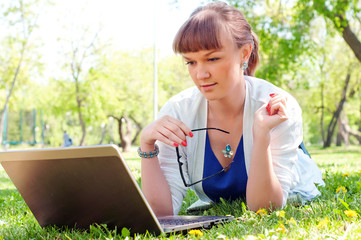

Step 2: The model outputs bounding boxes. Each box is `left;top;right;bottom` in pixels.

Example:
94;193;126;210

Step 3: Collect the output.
245;75;287;97
245;76;300;108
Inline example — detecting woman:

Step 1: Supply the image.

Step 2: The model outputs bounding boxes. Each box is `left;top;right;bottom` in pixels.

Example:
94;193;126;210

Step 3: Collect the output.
139;1;324;217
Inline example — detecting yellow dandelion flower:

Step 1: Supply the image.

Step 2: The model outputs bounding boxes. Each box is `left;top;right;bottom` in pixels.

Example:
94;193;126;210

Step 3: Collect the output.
344;210;358;218
188;229;203;236
245;235;258;240
343;173;350;177
286;217;297;225
336;186;347;193
256;208;267;216
316;218;329;229
359;169;361;174
276;210;286;218
276;223;287;233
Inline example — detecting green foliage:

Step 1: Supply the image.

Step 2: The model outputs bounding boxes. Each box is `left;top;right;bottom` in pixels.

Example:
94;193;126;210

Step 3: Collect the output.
2;0;361;147
225;0;361;146
158;55;193;106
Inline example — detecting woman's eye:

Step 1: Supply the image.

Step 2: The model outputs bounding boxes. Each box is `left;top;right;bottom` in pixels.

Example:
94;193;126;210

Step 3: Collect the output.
185;61;195;65
208;58;220;62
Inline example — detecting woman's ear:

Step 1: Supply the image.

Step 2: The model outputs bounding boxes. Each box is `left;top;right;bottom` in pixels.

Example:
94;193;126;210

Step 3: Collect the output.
240;43;252;63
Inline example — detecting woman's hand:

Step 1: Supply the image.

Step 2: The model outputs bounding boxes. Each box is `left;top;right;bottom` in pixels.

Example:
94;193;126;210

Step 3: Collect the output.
140;115;193;149
253;93;289;138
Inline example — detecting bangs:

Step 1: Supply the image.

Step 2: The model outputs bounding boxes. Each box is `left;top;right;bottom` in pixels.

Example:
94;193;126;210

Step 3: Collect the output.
173;11;225;53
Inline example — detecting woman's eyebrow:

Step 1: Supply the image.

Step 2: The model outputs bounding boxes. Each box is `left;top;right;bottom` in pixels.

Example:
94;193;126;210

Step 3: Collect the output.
182;56;192;61
182;49;223;60
204;49;221;56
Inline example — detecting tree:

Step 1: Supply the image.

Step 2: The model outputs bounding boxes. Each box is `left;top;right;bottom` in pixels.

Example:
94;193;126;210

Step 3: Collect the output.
300;0;361;147
68;30;101;146
223;0;361;147
0;0;44;143
84;50;193;151
54;2;104;146
87;49;154;151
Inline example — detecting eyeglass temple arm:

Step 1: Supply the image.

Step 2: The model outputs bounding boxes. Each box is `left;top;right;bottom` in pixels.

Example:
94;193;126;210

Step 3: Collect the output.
175;147;188;187
191;128;230;134
176;128;230;188
186;160;233;187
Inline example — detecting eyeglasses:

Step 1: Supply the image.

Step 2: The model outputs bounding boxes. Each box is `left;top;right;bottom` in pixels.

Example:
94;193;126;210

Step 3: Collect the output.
176;128;232;187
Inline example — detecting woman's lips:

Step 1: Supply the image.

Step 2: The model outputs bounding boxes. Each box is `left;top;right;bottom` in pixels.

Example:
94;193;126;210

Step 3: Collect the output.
200;83;217;91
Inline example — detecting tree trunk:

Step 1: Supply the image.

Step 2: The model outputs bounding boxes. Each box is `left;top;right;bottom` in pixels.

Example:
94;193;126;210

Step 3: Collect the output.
347;128;361;144
324;74;351;147
129;115;143;145
75;80;86;146
320;82;325;143
98;124;107;145
336;113;349;146
117;116;132;152
340;17;361;63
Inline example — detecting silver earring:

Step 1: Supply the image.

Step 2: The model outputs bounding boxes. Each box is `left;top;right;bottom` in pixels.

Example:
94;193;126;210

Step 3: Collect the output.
242;61;248;71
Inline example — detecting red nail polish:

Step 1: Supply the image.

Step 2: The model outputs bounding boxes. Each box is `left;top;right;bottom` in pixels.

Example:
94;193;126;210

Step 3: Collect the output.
173;142;179;147
189;132;193;137
266;104;270;109
270;93;276;97
181;141;187;147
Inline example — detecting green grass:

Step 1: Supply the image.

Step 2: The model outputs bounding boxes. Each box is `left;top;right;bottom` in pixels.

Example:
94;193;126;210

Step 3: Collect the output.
1;145;361;239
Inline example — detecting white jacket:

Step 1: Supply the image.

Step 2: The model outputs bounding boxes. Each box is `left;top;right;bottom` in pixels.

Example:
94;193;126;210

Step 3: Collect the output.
156;76;324;214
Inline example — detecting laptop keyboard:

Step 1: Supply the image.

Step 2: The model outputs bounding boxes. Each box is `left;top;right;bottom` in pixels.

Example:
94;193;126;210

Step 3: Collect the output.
158;216;222;226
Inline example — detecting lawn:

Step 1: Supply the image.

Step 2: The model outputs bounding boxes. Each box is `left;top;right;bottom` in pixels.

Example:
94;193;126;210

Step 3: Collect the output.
0;145;360;239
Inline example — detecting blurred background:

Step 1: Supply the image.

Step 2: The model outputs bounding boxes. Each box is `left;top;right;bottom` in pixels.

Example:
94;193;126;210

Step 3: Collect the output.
1;0;360;151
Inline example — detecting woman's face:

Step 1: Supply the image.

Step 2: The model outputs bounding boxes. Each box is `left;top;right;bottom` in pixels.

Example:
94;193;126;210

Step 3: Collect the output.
182;32;248;101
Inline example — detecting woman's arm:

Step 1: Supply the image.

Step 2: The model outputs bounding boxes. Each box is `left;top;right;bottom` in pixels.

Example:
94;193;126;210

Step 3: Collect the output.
141;143;173;216
140;115;192;216
246;93;288;211
246;129;283;211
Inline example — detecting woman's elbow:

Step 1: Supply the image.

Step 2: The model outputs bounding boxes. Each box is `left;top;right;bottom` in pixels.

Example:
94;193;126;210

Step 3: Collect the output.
246;194;283;212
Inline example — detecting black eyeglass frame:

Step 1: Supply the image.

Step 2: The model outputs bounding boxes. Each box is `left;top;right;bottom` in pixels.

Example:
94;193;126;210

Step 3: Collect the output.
176;128;232;187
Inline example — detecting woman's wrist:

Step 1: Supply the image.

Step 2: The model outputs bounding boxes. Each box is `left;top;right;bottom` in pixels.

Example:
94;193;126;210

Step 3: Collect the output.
139;127;157;151
138;144;159;158
140;142;157;151
253;125;271;145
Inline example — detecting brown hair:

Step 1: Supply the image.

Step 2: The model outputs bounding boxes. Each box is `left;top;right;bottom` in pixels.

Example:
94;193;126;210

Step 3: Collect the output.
173;2;259;76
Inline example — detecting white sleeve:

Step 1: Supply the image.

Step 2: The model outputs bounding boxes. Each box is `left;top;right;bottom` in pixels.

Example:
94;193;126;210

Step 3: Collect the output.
269;96;303;206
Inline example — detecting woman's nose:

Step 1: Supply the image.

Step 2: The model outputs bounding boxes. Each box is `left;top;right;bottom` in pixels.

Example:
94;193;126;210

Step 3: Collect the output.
196;67;210;80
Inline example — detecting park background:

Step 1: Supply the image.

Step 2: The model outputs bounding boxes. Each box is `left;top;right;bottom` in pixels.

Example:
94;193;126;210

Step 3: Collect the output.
1;0;360;151
1;0;361;239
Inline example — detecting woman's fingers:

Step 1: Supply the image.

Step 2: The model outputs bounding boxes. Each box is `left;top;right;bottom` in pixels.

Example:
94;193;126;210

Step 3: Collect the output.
267;93;288;116
143;115;193;148
155;123;186;146
269;102;288;120
153;129;183;147
165;116;192;138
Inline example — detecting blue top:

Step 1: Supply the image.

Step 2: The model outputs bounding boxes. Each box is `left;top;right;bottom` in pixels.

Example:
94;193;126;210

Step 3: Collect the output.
202;132;248;202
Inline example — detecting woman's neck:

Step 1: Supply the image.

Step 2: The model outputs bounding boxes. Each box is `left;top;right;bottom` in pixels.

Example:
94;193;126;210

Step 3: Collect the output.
208;79;246;120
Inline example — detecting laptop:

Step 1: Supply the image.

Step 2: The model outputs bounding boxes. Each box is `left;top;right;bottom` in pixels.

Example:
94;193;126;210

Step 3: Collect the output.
0;144;233;235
